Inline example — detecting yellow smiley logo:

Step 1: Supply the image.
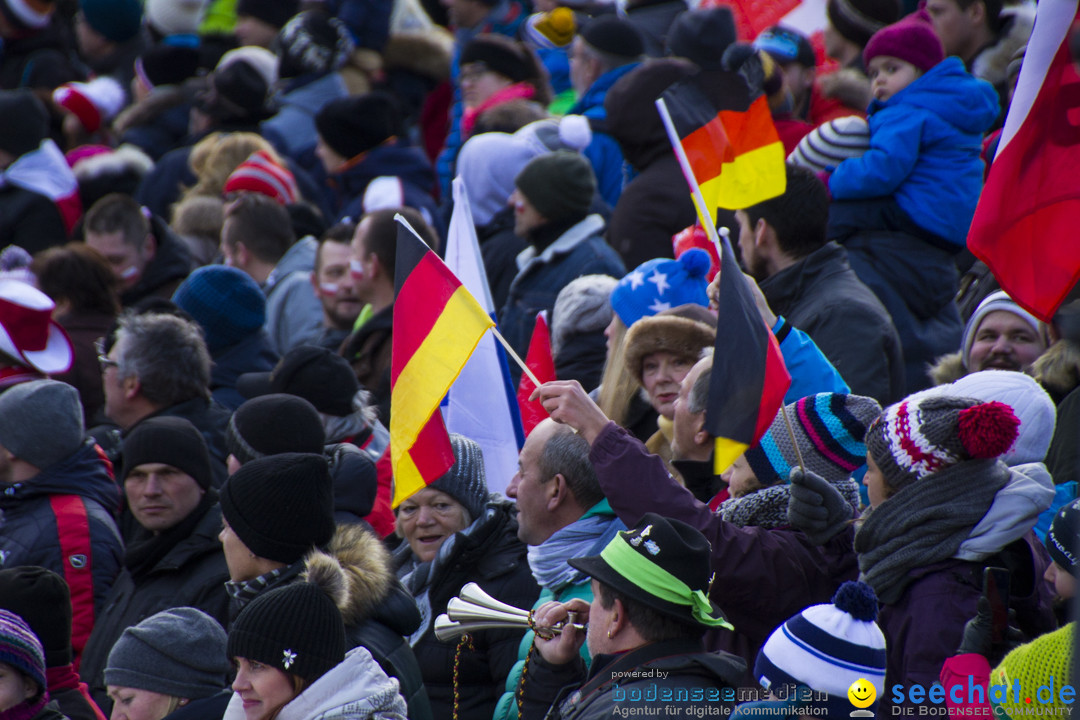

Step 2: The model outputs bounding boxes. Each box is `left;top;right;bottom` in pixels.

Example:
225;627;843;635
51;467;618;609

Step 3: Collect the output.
847;679;876;709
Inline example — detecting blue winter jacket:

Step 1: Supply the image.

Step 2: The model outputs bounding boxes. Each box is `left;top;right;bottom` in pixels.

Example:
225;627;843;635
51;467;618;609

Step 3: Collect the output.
262;72;350;172
828;58;999;247
569;62;639;208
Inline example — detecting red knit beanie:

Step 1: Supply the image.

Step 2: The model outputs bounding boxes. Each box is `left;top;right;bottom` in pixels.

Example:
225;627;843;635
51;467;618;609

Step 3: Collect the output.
862;10;944;73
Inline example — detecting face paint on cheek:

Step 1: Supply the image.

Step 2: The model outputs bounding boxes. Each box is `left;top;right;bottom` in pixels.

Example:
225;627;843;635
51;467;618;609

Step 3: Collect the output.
349;259;365;281
120;265;139;281
319;282;339;297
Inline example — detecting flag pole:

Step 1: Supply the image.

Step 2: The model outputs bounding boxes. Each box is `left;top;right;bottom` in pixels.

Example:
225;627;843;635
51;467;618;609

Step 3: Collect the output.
780;404;807;474
655;98;726;254
492;327;543;389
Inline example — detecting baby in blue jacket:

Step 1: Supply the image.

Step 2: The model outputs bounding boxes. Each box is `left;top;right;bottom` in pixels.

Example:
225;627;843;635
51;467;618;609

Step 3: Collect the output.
826;12;1000;251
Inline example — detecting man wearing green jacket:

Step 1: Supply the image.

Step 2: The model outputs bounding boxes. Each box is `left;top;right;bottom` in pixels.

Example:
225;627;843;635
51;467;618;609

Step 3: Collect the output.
495;419;625;720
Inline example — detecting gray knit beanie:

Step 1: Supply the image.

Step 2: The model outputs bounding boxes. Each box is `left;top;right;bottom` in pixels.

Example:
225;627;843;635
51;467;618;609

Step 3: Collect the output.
430;434;488;520
514;151;595;222
551;274;619;357
0;379;84;470
105;607;229;699
865;395;1019;490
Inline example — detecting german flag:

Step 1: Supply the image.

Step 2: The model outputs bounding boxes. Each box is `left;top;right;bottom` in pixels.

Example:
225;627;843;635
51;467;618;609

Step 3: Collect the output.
660;69;786;212
705;230;790;474
390;216;494;507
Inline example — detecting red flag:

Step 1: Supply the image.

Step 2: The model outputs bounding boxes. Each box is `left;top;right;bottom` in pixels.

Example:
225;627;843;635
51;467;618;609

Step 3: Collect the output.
705;232;791;473
516;311;557;436
967;0;1080;322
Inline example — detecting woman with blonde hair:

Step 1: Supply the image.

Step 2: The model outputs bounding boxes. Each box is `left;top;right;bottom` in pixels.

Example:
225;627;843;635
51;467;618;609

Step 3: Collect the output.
182;132;282;202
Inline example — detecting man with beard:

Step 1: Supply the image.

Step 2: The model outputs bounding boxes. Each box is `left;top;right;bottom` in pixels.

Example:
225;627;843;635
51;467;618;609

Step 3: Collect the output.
311;222;363;352
734;163;903;404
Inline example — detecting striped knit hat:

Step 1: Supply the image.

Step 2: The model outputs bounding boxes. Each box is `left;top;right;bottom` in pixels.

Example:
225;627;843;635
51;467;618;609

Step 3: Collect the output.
865;395;1019;491
754;581;886;715
223;151;299;205
0;609;46;697
745;393;881;487
788;115;870;174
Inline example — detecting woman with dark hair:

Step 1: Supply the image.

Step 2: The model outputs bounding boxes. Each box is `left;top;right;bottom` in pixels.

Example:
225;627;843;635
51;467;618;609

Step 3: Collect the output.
224;566;408;720
32;242;121;423
458;35;552;139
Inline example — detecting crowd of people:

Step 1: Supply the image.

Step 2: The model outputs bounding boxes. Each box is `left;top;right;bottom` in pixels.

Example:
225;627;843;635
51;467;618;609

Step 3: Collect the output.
0;0;1073;716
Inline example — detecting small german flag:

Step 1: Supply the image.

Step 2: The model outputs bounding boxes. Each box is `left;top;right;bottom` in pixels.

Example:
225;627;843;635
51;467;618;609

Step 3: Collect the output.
390;216;494;507
705;230;790;474
660;69;786;212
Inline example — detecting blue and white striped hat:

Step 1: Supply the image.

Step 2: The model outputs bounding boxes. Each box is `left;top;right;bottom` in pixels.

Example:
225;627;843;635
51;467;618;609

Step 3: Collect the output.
754;581;887;715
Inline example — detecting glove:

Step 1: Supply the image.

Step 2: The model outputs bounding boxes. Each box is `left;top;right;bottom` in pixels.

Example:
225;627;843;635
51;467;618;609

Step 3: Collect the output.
956;595;1026;664
787;467;854;545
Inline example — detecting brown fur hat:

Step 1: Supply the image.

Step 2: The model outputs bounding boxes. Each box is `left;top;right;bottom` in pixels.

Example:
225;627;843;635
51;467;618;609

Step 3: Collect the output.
623;312;716;384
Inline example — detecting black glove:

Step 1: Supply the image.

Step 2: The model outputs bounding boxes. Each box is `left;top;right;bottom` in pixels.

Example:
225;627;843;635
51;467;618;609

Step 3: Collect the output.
787;467;854;545
957;596;1026;664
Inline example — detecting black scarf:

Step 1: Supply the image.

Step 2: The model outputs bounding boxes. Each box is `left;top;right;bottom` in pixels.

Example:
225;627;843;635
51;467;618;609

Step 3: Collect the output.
123;490;216;580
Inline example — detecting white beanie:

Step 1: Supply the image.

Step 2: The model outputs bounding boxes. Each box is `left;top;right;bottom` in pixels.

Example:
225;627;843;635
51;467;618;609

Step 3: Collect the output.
938;370;1056;465
962;290;1043;369
145;0;206;36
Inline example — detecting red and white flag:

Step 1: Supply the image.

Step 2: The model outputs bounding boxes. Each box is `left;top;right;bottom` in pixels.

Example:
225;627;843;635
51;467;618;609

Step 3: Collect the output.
967;0;1080;322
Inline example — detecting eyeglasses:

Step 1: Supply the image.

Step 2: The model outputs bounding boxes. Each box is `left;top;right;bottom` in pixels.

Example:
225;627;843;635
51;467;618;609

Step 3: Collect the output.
95;337;118;372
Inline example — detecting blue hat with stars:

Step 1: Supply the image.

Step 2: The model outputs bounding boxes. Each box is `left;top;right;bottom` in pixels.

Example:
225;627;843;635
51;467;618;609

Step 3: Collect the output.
610;248;710;328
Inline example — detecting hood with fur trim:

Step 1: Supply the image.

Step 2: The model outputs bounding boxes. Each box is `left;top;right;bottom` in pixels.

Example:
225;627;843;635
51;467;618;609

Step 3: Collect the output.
971;2;1035;90
381;29;453;82
305;525;395;627
929;351;967;387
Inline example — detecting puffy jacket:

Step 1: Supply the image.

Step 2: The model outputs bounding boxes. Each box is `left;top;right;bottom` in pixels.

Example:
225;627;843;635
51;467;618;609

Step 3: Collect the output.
0;441;123;661
829;58;999;247
79;501;231;714
223;646;408;720
759;242;905;405
285;526;431;720
0;184;67;254
396;501;541;720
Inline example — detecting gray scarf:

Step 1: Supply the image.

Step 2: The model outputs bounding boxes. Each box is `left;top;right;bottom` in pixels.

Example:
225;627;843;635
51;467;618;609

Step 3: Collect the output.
528;511;624;592
720;479;861;529
855;459;1010;605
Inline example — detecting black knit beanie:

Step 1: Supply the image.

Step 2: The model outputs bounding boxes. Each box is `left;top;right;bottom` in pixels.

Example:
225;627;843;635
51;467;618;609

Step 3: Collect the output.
227;394;326;465
580;15;644;58
826;0;901;48
0;567;71;667
137;45;200;88
459;35;532;83
227;581;345;684
274;11;354;80
236;0;298;29
514;150;595;222
219;453;335;564
122;416;213;491
314;92;402;160
0;90;48;159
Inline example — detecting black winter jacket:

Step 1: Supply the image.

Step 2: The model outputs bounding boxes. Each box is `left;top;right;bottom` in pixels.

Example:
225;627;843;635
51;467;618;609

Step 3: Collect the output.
520;638;745;720
79;502;230;714
0;441;123;660
397;501;541;720
760;241;906;405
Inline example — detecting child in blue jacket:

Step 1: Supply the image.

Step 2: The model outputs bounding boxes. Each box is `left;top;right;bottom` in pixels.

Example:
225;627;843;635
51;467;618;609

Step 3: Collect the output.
826;12;999;251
